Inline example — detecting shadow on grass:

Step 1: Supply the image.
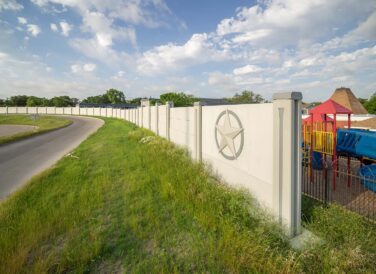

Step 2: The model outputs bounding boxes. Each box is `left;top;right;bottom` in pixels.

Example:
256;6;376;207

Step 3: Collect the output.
301;195;325;223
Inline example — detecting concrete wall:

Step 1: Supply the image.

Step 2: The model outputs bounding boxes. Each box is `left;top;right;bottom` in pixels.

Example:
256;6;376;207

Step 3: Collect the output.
0;93;302;236
201;104;274;207
170;107;196;155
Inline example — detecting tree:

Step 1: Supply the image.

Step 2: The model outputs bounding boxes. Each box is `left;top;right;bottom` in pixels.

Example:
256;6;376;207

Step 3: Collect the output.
363;93;376;114
0;99;4;107
82;95;110;104
127;97;144;105
159;92;196;107
50;96;75;107
5;95;29;106
26;96;50;106
227;90;265;104
105;89;126;104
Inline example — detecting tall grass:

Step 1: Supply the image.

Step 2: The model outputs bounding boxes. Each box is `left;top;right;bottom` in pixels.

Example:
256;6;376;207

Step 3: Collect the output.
0;119;374;273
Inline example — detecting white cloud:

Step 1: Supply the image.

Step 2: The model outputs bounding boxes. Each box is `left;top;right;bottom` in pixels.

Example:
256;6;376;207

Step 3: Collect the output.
232;29;272;44
59;21;72;36
137;33;230;75
0;0;23;11
233;65;263;75
71;63;97;74
216;0;376;48
0;52;107;99
83;63;96;72
31;0;176;28
70;37;134;67
26;24;41;37
82;11;136;47
0;51;9;60
50;23;58;32
50;21;72;36
70;64;80;73
17;17;27;24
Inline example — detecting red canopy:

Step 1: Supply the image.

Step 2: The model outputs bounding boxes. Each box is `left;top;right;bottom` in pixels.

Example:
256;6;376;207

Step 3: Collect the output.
303;114;333;123
309;99;352;115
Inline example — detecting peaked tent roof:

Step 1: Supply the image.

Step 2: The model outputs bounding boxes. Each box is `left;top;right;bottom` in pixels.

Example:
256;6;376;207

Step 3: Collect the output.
330;87;368;114
309;99;352;115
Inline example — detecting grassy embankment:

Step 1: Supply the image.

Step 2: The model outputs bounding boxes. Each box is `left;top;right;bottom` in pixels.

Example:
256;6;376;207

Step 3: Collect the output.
0;115;72;145
0;118;375;273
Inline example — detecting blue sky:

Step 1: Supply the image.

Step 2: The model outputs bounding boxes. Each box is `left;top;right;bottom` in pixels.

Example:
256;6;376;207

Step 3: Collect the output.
0;0;375;101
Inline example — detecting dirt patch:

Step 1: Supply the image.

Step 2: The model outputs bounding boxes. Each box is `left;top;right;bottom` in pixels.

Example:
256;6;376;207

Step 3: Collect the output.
352;117;376;129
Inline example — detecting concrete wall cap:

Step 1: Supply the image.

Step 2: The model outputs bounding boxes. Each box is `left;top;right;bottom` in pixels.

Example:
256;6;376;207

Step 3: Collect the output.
273;92;302;101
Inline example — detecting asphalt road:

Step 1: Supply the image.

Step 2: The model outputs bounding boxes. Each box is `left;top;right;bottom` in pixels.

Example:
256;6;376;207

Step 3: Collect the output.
0;116;104;200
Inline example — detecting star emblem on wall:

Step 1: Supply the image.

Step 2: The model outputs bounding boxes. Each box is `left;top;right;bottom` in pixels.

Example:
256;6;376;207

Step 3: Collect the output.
215;109;244;160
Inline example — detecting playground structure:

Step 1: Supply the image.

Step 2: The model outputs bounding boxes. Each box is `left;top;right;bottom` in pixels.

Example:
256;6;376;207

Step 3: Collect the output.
302;99;376;221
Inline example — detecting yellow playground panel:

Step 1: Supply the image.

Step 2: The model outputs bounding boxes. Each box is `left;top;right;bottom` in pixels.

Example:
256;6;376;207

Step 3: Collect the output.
303;125;334;155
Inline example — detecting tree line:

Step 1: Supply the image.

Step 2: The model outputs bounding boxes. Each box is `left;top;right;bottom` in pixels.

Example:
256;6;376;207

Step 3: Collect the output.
0;89;266;108
0;95;79;107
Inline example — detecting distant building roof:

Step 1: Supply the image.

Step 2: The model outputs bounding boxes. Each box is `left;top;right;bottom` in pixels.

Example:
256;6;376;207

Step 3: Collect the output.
197;98;229;105
330;87;368;114
78;102;137;109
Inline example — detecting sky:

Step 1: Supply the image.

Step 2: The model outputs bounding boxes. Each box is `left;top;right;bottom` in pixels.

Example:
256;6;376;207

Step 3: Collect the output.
0;0;375;102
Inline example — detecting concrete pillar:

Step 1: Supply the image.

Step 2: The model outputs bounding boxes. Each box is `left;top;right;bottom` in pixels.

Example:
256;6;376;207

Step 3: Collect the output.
136;107;139;126
140;106;144;127
272;92;302;237
166;101;173;140
148;105;151;129
194;102;204;162
155;102;160;135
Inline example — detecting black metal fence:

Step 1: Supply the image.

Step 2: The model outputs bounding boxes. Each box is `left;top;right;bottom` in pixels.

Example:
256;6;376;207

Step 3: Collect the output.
302;155;376;221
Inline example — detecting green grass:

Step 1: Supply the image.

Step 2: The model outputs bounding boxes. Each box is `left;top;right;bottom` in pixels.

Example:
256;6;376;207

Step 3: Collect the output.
0;115;72;145
0;118;375;273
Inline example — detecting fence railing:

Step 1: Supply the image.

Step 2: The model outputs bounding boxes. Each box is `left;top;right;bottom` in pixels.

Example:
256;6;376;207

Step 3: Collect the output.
302;156;376;222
